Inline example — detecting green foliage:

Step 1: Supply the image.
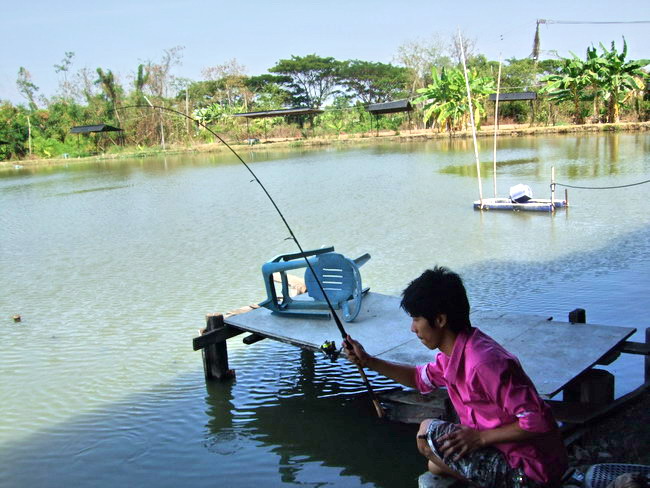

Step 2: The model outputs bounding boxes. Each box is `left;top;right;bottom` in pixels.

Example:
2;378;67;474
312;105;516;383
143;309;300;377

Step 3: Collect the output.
541;39;649;123
313;98;375;136
3;42;649;161
414;67;494;132
269;54;343;107
338;60;408;104
588;39;650;122
0;102;29;160
540;54;593;124
193;103;246;141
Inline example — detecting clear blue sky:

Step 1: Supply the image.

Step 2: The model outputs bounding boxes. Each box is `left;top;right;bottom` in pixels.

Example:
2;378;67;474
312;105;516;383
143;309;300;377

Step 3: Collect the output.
2;0;648;105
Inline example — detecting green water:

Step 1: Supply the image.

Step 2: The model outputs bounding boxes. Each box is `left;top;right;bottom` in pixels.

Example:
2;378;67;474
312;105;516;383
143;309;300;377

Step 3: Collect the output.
1;133;649;487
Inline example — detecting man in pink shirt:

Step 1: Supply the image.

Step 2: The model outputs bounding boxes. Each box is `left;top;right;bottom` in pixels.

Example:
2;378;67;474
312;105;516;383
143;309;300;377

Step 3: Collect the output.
345;267;568;487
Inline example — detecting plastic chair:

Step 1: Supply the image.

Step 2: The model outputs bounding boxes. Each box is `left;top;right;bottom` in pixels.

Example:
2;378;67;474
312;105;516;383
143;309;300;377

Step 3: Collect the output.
259;246;370;322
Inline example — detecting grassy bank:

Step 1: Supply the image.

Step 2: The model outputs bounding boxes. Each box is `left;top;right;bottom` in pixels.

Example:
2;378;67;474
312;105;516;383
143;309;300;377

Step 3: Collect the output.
3;121;649;172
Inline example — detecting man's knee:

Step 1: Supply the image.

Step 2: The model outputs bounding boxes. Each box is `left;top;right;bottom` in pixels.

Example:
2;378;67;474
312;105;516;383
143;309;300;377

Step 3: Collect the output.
427;460;445;475
417;419;434;457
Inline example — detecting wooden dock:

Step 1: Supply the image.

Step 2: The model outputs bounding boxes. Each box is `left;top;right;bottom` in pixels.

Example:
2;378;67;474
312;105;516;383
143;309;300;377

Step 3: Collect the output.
193;291;649;428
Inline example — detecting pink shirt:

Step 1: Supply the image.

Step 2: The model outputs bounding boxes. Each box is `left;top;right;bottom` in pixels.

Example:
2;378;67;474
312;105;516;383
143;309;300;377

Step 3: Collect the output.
414;327;567;485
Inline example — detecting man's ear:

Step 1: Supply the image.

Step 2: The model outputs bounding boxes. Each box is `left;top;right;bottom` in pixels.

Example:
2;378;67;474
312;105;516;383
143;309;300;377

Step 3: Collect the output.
434;313;448;329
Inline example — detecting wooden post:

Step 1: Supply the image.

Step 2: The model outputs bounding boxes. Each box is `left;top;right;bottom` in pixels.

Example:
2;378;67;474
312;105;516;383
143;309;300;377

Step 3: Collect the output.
568;308;586;324
564;369;615;404
493;55;502;199
551;166;556;210
459;30;483;208
27;115;32;155
202;314;234;381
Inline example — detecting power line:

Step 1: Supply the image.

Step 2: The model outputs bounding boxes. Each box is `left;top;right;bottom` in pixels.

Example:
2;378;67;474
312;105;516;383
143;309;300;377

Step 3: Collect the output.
538;19;650;25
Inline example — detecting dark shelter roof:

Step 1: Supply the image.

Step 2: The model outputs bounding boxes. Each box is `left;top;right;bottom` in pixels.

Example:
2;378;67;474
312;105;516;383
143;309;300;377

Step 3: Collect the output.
70;124;123;134
233;107;323;119
367;99;413;115
489;92;537;102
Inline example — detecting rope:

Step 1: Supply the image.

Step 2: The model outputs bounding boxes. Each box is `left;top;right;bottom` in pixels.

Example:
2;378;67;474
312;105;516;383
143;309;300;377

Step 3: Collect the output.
553;179;650;190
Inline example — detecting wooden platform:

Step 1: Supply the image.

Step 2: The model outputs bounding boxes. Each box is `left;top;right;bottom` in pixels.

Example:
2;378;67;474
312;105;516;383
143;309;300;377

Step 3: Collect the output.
221;291;635;399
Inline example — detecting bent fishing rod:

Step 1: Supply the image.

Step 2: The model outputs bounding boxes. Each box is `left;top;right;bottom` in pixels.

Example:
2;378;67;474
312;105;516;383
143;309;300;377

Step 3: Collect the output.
111;103;384;418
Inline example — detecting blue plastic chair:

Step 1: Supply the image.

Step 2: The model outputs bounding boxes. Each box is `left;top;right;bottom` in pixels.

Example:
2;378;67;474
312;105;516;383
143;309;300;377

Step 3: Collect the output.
259;246;370;322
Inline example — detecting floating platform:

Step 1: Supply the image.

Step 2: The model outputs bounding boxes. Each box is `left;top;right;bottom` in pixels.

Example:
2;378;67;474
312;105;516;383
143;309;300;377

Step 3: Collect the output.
474;197;568;212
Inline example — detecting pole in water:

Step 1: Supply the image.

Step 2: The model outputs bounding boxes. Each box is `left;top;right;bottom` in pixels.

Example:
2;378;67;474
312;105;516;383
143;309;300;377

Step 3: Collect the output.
111;103;384;417
458;29;484;208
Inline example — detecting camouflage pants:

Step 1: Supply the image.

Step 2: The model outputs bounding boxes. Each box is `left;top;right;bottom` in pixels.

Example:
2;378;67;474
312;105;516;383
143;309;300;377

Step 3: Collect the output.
425;420;543;488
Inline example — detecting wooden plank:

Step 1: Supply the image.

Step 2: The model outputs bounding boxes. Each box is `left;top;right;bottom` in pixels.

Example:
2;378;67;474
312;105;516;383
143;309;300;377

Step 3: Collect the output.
224;292;636;398
193;325;244;351
243;333;266;345
620;340;650;355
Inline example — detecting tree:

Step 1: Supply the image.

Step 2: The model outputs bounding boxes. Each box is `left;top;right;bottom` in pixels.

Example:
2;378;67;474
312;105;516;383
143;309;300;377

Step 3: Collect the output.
245;74;291;110
133;63;150;104
449;32;478;66
414;67;494;132
145;45;185;98
16;67;40;111
268;54;343;107
95;68;123;124
338;60;408;104
394;34;452;93
54;51;75;100
0;102;29;160
202;58;252;109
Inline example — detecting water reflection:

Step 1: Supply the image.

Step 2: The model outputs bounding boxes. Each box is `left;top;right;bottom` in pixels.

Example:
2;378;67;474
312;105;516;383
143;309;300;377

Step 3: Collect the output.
202;348;421;487
441;157;540;177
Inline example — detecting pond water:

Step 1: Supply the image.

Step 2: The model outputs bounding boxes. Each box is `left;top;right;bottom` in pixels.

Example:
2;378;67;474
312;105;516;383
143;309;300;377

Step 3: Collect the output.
1;133;649;487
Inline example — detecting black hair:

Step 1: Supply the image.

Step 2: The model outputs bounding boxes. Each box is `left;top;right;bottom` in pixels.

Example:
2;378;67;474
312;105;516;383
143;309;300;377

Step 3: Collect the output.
400;266;471;333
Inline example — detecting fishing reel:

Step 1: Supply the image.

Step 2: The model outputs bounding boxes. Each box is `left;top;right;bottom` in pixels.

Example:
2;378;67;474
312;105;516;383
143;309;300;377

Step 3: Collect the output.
320;340;342;362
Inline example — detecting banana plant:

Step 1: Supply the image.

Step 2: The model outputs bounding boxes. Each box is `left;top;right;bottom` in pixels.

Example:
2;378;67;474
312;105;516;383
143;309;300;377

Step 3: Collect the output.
414;67;494;132
589;39;649;123
541;55;594;124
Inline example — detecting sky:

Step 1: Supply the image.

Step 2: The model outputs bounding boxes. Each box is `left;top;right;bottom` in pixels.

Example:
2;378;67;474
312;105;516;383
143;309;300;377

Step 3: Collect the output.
2;0;649;105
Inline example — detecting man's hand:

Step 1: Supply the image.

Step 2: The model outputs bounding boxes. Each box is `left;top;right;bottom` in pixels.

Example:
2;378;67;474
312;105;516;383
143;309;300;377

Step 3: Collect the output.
437;425;484;461
343;335;371;368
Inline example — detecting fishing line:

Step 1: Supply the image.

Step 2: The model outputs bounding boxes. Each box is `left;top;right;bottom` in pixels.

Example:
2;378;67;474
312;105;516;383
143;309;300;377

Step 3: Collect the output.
111;103;385;417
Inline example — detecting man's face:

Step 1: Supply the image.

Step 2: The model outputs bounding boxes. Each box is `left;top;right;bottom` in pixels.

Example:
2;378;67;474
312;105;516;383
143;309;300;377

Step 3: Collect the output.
410;315;442;350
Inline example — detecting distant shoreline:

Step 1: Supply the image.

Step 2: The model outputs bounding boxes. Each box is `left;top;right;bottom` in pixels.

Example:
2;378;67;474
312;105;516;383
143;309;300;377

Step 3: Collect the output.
3;121;649;171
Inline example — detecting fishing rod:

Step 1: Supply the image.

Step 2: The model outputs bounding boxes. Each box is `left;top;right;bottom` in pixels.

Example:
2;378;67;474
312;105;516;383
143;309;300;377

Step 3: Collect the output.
112;103;385;418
